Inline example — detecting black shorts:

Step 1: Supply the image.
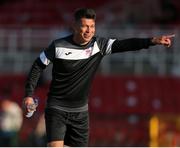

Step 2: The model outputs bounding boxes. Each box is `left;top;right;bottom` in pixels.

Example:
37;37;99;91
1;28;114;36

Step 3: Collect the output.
45;108;89;147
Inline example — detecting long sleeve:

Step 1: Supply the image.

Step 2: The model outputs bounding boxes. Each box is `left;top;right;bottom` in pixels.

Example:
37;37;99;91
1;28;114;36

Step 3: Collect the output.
24;58;46;97
111;38;155;53
24;41;55;97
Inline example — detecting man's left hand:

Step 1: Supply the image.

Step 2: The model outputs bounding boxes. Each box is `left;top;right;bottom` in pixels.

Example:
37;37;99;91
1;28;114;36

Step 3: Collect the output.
151;34;175;47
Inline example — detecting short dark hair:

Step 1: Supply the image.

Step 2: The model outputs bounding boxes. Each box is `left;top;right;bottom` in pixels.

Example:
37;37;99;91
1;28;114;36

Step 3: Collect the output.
74;8;96;21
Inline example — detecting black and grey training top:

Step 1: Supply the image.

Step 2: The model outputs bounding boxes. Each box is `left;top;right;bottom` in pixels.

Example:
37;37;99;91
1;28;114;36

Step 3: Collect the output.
25;35;155;112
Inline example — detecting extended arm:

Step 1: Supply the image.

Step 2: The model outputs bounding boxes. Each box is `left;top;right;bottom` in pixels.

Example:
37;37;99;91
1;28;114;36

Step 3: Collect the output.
111;34;174;53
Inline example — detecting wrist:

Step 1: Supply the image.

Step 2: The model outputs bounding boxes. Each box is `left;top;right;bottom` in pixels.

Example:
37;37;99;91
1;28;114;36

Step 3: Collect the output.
150;37;157;45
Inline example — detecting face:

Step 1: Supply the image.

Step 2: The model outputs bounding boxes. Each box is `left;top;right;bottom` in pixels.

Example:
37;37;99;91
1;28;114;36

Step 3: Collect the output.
73;18;95;45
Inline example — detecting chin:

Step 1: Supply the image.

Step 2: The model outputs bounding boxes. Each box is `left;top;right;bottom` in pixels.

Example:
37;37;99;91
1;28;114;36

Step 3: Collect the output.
84;37;92;42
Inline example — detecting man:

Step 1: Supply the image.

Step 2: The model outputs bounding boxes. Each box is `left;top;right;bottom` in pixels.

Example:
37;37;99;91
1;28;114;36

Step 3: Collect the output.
23;8;174;147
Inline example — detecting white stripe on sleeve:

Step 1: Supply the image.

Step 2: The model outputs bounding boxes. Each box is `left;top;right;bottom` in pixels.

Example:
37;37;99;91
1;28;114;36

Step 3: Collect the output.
106;39;116;55
40;51;51;65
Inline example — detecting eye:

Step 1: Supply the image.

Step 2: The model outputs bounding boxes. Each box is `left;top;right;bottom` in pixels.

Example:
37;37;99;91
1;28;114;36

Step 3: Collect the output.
90;25;95;29
81;25;87;29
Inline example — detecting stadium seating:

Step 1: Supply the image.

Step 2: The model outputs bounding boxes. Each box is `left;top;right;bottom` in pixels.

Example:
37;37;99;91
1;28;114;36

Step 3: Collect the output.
0;0;110;27
0;0;179;27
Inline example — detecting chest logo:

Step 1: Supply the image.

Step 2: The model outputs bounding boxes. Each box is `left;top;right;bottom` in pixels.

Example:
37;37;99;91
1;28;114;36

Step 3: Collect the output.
85;48;93;56
65;52;72;55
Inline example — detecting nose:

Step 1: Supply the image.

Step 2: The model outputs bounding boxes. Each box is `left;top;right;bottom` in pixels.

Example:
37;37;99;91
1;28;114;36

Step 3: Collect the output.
86;27;90;33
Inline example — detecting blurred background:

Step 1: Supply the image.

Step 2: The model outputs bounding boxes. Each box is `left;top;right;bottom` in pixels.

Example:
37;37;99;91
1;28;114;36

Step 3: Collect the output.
0;0;180;146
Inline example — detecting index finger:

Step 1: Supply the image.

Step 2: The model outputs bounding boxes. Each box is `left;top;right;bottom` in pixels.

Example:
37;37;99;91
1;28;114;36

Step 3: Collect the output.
166;34;175;38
